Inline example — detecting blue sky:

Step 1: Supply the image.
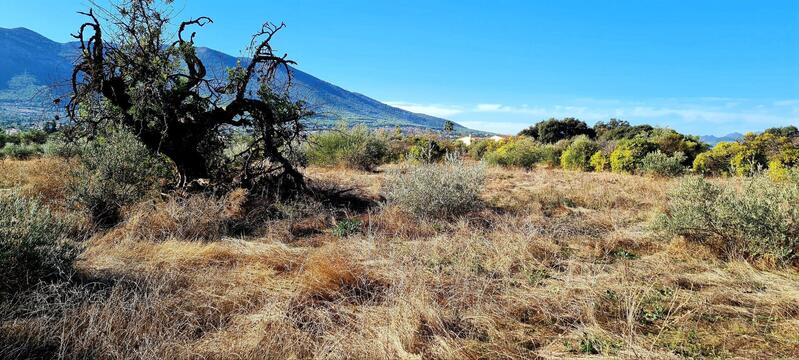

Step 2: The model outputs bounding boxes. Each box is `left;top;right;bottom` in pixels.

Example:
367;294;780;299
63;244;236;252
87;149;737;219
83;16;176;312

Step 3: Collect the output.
1;0;797;135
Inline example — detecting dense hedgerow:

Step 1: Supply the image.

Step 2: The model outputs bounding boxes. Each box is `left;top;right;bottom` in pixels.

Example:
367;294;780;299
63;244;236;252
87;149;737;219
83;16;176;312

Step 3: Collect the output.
307;125;389;171
0;192;77;293
653;174;799;265
383;155;485;218
71;130;169;227
640;151;686;177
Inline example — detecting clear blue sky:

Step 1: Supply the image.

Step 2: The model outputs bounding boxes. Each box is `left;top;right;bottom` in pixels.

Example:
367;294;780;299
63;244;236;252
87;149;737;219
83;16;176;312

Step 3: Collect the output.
2;0;797;135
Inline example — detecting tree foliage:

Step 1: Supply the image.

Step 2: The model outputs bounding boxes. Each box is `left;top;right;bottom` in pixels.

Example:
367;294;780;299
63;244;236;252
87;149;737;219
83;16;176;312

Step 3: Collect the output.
593;119;653;142
519;118;595;143
66;0;311;193
694;131;799;176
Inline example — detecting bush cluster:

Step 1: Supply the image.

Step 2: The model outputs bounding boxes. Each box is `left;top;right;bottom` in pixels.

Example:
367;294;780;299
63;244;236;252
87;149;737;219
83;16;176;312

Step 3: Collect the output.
0;128;81;160
560;135;600;171
640;151;686;177
590;151;609;172
694;129;799;177
653;174;799;265
482;137;555;169
467;119;709;175
406;137;447;163
0;192;77;293
306;125;389;171
467;138;500;159
70;130;169;227
383;155;485;218
609;138;658;173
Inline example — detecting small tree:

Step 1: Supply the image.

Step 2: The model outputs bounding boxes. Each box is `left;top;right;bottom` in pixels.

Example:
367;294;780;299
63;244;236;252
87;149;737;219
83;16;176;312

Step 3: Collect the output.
443;120;455;135
519;118;595;144
67;1;311;193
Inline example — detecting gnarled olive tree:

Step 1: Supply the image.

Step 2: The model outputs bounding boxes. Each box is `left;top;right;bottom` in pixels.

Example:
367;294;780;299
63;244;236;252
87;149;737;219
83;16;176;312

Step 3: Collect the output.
67;0;309;192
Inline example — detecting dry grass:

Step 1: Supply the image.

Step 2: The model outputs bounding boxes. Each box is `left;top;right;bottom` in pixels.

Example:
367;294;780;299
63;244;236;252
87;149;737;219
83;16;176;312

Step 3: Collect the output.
0;158;75;206
2;158;798;359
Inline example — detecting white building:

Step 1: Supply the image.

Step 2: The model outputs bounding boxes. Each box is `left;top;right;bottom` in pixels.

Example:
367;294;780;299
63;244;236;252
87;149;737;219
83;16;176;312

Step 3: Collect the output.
456;135;473;146
456;135;505;146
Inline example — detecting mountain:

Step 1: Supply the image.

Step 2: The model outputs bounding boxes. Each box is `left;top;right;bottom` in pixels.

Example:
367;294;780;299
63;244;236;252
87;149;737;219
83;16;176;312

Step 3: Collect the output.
700;132;744;145
0;27;479;134
194;46;474;132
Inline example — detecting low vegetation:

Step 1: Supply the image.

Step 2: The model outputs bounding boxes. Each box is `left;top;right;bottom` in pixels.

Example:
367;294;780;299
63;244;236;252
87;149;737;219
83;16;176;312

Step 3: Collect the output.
2;128;799;358
4;147;799;358
640;150;687;177
306;125;389;171
70;130;170;226
483;137;557;169
0;192;77;293
654;173;799;265
560;135;600;171
471;119;799;182
383;155;485;218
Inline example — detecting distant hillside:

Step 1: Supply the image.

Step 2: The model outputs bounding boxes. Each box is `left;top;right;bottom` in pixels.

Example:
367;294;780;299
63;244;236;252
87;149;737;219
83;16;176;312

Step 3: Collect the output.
0;27;481;134
194;46;477;132
700;133;744;145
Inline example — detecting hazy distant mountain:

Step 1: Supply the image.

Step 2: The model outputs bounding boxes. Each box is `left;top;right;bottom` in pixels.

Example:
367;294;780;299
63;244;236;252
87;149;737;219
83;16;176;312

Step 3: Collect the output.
0;27;479;133
700;133;744;145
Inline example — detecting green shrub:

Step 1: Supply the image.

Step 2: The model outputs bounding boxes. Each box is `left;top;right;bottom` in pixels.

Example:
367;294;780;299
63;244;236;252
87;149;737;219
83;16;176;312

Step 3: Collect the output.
307;125;389;170
540;142;566;167
71;130;168;227
560;135;600;171
483;137;544;169
0;142;41;159
693;142;742;176
590;151;609;172
610;138;657;173
407;137;446;163
385;138;410;163
653;174;799;265
692;132;799;177
768;159;792;182
0;192;77;293
467;138;499;159
42;138;81;158
648;128;708;165
384;155;485;218
640;151;686;177
332;219;362;237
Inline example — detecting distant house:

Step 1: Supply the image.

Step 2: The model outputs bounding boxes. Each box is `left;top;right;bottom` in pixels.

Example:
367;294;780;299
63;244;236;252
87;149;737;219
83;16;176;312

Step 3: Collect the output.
456;135;505;146
5;128;20;135
456;135;473;146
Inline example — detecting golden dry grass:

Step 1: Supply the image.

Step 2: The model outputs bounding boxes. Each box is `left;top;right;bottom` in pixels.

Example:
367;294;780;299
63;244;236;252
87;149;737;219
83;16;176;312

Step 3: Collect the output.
0;157;75;206
2;159;798;359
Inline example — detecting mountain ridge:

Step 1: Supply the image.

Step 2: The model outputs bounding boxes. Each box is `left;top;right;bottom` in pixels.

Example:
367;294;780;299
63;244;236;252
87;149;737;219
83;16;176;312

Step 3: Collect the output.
699;132;744;145
0;27;483;134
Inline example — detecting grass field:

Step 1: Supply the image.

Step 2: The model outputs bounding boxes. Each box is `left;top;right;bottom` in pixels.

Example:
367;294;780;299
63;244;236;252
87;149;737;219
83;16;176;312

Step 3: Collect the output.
2;158;798;359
